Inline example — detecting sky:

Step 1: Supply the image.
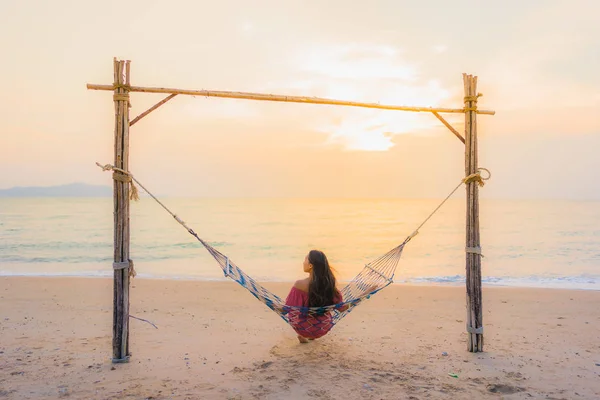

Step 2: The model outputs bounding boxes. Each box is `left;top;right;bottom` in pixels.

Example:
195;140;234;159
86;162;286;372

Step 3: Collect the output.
1;0;599;199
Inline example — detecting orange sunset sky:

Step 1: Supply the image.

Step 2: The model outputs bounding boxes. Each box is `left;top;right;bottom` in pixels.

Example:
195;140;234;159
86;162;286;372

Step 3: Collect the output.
1;0;599;199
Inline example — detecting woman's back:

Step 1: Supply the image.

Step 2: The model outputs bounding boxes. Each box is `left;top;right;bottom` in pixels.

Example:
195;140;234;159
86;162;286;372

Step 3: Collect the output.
284;249;345;342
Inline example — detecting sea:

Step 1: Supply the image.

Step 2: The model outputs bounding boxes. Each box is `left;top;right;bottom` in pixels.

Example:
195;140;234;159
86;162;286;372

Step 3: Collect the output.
1;197;599;290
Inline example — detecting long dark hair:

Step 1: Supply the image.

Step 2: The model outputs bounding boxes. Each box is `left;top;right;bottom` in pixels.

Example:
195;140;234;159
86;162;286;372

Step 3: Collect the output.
307;250;338;308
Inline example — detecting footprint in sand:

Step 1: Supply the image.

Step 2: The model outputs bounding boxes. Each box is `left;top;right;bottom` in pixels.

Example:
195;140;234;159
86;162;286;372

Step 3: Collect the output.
486;383;525;394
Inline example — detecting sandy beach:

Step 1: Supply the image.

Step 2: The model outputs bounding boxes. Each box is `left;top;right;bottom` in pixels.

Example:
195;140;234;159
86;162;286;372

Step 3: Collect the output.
1;277;599;399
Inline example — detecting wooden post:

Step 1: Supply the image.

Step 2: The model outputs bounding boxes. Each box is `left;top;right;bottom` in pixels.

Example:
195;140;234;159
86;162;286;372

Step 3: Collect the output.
463;73;483;352
112;58;132;362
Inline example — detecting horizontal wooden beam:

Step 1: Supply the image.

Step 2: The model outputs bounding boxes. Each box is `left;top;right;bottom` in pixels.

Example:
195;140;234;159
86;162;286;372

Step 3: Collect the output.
87;84;496;115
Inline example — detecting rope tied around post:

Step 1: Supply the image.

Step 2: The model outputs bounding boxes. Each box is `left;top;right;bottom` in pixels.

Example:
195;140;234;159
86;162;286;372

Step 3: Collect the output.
466;325;483;334
113;84;132;107
462;167;491;187
463;93;483;112
96;163;140;201
466;246;484;258
112;259;137;277
113;83;132;91
96;161;194;234
113;93;130;102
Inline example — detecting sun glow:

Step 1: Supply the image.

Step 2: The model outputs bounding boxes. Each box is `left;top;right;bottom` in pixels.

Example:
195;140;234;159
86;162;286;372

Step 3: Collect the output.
293;43;453;151
321;109;441;151
316;81;452;151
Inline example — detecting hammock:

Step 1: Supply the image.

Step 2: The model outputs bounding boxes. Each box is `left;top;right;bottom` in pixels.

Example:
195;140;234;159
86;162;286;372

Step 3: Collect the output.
97;162;489;337
198;234;404;337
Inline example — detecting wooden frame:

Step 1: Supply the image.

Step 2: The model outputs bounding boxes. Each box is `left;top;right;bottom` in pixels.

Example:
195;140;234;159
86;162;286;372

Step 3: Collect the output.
89;58;494;362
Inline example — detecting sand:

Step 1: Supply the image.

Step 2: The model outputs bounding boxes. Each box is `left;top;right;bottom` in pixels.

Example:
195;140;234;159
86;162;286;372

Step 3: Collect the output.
1;276;599;399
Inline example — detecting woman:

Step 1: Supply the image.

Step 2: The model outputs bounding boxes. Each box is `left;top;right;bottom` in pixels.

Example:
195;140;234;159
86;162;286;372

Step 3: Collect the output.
284;249;348;343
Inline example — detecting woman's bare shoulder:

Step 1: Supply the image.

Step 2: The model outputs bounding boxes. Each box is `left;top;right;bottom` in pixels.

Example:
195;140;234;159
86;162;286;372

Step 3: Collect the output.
293;278;310;292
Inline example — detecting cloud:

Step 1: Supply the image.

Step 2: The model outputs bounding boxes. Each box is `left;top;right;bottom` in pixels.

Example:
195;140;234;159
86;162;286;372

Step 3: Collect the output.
432;45;448;54
298;43;416;82
257;42;456;151
240;21;254;34
479;1;600;111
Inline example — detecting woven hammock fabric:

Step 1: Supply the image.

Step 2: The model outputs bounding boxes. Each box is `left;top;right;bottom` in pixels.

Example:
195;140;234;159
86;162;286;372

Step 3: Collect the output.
195;234;407;337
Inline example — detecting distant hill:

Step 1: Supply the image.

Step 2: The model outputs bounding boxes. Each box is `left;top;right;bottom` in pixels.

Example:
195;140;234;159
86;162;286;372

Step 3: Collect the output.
0;183;112;197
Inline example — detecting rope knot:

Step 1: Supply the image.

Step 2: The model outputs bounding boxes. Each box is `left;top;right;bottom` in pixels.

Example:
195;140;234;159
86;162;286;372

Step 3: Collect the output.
464;93;483;103
463;173;484;186
95;162;140;201
112;84;132;107
113;84;132;91
462;167;491;187
113;94;130;102
98;163;113;172
113;259;137;277
463;93;483;112
112;171;131;183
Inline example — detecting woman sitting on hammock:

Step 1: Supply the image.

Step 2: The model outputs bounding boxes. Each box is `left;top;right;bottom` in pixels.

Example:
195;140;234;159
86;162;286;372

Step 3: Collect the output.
284;249;349;343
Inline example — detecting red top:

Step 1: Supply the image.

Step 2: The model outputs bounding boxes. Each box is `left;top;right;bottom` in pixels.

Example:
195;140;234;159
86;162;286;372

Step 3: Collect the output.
284;286;343;307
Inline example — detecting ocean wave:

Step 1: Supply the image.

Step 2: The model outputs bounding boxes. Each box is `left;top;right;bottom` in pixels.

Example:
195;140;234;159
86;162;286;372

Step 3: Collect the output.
0;270;113;278
400;274;599;290
0;269;598;291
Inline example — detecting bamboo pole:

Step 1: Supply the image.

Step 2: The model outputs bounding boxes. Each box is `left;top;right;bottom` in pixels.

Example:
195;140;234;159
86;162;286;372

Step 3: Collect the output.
112;58;133;363
431;111;465;144
130;94;178;127
463;73;484;352
87;83;496;115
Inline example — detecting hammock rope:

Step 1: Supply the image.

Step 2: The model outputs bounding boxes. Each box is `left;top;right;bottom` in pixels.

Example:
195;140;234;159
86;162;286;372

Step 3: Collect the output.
96;162;489;337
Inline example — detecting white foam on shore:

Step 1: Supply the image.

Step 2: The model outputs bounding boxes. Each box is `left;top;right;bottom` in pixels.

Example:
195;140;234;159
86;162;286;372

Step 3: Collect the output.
1;270;598;291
